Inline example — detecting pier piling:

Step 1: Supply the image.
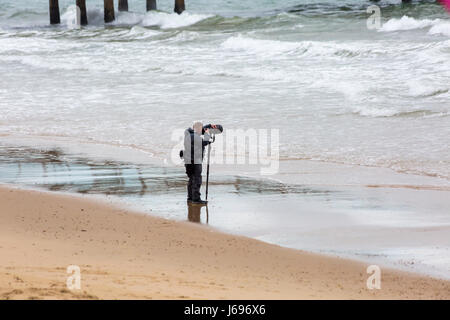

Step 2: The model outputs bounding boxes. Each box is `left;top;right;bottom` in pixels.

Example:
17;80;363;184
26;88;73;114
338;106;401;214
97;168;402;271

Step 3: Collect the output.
104;0;115;23
174;0;185;14
49;0;60;24
118;0;128;12
147;0;157;11
76;0;88;25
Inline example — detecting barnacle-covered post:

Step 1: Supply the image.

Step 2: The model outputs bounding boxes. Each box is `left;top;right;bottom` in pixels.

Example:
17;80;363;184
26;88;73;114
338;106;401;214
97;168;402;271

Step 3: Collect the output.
119;0;128;12
76;0;88;25
104;0;115;23
147;0;157;11
174;0;185;14
49;0;60;24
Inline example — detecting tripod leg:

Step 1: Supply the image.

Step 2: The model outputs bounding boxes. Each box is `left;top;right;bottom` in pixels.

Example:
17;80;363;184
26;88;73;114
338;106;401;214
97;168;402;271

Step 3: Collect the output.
206;143;211;201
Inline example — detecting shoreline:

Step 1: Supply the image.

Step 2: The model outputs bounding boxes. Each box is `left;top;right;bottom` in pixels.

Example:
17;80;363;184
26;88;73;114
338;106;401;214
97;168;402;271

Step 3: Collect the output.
1;141;449;280
3;182;450;281
1;133;449;185
0;184;449;300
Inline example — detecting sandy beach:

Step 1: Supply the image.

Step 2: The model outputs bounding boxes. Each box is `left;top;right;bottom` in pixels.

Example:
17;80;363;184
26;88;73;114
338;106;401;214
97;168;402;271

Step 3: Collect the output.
0;185;448;300
1;0;450;304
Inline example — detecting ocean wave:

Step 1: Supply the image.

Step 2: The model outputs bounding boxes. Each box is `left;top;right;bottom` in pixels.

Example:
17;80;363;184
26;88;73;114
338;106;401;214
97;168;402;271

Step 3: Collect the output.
1;0;445;32
141;11;214;29
379;15;450;37
380;16;440;32
221;35;388;59
429;22;450;37
352;106;401;118
286;1;373;18
286;1;444;19
125;25;161;40
351;106;449;118
407;80;449;97
7;9;43;19
59;6;213;29
0;55;89;72
221;35;305;55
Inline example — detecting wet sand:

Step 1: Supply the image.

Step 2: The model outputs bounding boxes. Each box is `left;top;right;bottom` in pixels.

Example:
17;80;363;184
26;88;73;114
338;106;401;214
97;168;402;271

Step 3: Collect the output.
0;185;449;300
1;143;449;279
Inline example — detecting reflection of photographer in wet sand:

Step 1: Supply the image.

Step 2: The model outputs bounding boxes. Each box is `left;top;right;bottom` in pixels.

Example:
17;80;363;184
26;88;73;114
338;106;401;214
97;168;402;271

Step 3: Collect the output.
187;204;209;223
181;121;222;205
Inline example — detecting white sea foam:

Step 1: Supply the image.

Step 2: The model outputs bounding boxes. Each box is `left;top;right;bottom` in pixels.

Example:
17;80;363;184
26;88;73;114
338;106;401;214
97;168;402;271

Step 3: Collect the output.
407;80;449;98
61;7;105;27
352;106;401;118
0;3;449;185
61;6;79;28
141;11;213;29
380;15;450;37
0;36;87;54
221;35;304;55
380;16;440;32
221;35;391;61
125;25;161;40
114;12;143;26
428;22;450;37
60;7;211;29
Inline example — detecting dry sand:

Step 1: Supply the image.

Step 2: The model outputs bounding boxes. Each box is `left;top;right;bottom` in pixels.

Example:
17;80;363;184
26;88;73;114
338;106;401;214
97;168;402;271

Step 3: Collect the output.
0;185;448;300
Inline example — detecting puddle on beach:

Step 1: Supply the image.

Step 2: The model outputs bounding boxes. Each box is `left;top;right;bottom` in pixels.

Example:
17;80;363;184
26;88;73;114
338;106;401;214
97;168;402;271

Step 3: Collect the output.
0;144;449;279
0;144;338;226
0;144;332;197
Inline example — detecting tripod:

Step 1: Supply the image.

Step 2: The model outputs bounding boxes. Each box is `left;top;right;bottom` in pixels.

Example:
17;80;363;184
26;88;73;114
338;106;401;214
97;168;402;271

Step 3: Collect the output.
205;134;215;202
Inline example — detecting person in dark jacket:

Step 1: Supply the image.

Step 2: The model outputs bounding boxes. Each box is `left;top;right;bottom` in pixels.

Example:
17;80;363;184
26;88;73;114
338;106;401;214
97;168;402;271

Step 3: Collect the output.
183;121;211;205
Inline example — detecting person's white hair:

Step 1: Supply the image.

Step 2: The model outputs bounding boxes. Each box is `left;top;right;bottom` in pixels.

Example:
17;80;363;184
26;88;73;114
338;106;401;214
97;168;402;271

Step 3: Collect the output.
193;120;203;132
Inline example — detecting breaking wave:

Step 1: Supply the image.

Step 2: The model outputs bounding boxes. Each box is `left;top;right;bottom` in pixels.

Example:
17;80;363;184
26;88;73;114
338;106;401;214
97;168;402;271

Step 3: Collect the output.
380;15;450;37
59;7;214;29
220;35;388;58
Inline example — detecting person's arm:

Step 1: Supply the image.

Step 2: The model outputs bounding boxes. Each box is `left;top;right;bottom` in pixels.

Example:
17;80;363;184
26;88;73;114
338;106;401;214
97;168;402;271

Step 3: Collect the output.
203;124;223;135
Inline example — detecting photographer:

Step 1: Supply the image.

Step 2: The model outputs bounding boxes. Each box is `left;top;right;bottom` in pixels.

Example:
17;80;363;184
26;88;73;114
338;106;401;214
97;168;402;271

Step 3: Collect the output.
182;121;212;205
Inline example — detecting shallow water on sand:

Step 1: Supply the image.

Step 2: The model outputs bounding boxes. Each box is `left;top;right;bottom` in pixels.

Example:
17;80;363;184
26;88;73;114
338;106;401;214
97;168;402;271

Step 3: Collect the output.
1;144;449;279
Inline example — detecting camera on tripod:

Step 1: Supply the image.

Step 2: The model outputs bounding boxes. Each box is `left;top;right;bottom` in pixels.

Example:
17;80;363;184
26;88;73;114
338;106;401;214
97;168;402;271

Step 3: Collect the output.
179;124;223;159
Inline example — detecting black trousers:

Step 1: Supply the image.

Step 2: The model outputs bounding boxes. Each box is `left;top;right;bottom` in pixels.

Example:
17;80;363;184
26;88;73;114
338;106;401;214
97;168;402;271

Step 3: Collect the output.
185;164;202;201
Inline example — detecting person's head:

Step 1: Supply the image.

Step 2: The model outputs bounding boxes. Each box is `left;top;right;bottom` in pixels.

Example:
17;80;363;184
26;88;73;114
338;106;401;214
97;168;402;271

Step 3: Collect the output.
193;121;203;134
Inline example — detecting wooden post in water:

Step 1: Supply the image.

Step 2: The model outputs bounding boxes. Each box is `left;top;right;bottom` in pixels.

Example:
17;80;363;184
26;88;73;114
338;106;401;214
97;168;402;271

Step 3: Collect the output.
76;0;88;25
146;0;157;11
174;0;185;14
104;0;115;23
49;0;60;24
118;0;128;12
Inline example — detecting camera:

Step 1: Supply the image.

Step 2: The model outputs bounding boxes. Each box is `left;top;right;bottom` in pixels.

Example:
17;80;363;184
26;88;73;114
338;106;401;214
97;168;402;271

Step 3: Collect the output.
180;124;223;159
202;124;223;135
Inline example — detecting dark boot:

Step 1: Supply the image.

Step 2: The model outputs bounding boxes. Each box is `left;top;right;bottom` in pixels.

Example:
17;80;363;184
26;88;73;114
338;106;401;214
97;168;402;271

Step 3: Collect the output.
191;199;208;205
